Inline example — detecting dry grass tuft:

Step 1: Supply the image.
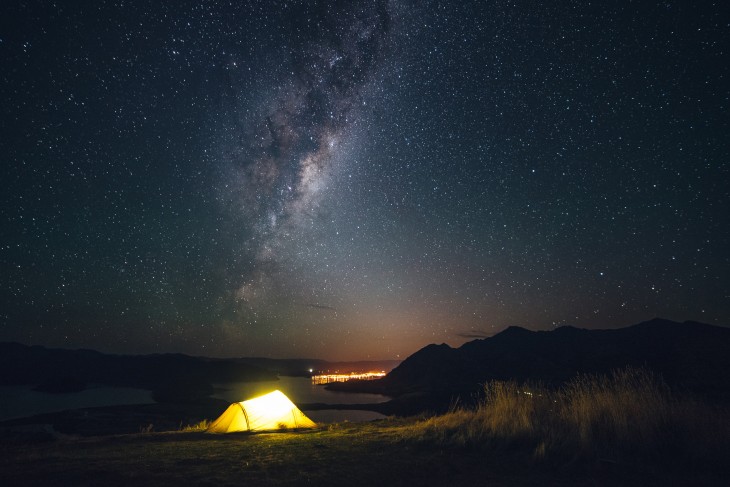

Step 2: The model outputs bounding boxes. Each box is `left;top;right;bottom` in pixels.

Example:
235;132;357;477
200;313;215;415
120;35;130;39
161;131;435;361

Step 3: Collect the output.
179;419;210;432
400;367;730;471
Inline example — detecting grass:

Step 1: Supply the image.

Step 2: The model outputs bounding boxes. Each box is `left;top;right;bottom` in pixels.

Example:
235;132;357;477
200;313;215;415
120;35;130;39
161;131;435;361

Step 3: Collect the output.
1;368;728;486
1;422;550;487
180;419;210;432
399;368;730;472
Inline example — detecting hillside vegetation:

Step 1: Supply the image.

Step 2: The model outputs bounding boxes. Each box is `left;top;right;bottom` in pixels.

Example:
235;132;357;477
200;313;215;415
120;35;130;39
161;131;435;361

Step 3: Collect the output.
401;368;730;471
331;319;730;413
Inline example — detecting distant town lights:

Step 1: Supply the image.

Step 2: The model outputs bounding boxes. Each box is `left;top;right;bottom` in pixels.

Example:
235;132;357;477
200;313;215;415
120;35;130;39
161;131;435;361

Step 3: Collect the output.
311;371;386;385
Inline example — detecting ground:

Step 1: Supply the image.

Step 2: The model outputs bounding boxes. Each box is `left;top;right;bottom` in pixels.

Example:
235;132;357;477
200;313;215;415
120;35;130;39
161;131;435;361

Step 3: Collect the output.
0;419;720;487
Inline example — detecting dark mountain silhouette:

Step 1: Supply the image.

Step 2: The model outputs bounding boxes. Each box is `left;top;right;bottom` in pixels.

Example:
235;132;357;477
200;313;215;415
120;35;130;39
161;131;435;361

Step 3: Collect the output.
0;343;279;401
328;319;730;412
0;342;399;403
4;319;729;418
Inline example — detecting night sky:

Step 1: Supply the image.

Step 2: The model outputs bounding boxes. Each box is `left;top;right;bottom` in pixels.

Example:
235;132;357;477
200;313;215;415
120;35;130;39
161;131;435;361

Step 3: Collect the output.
2;1;728;360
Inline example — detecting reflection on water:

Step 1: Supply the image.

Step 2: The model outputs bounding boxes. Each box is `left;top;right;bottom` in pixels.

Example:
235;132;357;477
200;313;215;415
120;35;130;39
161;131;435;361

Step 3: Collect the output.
213;376;389;423
0;385;154;421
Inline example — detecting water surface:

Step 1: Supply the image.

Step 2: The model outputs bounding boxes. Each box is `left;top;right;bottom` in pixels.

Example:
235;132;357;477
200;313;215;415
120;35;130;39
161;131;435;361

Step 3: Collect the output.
0;385;154;421
0;376;389;424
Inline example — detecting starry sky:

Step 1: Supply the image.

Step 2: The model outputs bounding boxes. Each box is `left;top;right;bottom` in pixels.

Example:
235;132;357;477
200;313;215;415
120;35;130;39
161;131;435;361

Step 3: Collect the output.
1;0;728;360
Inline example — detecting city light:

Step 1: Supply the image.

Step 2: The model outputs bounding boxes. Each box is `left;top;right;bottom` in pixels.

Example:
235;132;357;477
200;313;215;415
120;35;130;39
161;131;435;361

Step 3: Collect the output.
311;371;386;385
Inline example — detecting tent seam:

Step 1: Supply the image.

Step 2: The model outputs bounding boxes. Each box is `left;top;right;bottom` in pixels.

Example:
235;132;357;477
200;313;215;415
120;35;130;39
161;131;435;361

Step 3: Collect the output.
238;402;250;431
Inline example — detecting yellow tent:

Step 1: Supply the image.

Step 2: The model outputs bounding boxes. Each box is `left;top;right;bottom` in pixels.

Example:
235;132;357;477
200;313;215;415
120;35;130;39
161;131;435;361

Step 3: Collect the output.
206;390;316;433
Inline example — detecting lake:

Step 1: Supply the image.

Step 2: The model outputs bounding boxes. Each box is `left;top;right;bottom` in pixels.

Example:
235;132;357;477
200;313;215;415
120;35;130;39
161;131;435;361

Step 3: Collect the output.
0;376;389;424
0;385;154;421
213;375;390;423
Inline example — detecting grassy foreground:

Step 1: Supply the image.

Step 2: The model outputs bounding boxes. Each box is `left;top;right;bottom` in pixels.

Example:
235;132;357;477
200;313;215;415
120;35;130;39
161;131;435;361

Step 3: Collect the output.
1;368;728;486
404;368;730;469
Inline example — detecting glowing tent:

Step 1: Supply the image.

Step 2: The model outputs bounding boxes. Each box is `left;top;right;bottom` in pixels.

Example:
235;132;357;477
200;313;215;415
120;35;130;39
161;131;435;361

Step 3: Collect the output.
206;390;316;433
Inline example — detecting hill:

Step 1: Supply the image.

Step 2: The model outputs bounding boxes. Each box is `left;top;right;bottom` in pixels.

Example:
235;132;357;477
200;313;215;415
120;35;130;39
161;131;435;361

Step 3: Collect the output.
0;342;399;402
0;343;278;402
328;319;730;412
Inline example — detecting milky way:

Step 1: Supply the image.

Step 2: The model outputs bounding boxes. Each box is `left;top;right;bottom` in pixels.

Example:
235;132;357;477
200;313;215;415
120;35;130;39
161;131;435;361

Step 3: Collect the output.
1;0;728;359
219;1;391;314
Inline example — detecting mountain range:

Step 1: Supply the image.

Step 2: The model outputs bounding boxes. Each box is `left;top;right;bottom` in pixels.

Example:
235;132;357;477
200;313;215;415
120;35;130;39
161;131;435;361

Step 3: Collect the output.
328;318;730;413
2;318;729;417
0;342;398;402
